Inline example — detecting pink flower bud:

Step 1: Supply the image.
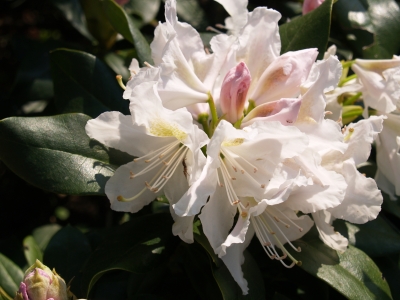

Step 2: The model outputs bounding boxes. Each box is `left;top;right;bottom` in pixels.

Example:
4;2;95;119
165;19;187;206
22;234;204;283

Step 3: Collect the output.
302;0;324;15
220;62;251;124
14;260;68;300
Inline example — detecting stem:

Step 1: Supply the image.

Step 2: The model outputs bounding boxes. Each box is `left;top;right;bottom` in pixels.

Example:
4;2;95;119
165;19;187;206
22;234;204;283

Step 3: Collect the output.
339;74;357;87
246;99;256;116
343;92;362;106
207;92;219;135
198;113;210;137
341;60;355;69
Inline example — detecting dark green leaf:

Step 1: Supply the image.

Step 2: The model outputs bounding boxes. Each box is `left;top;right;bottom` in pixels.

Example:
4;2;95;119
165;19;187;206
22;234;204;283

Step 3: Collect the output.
183;244;222;299
0;253;24;298
51;49;129;118
334;216;400;257
374;254;400;300
125;0;161;24
0;113;133;195
292;230;392;299
382;192;400;219
333;0;400;58
102;0;153;66
279;0;334;59
50;0;95;41
32;224;62;252
80;213;177;297
43;225;92;283
104;52;131;82
176;0;207;29
23;236;43;266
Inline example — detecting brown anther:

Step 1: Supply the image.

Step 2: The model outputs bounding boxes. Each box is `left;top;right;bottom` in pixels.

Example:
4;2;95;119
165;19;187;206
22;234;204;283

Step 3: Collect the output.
349;127;354;132
232;166;237;172
232;200;240;205
145;159;151;163
264;242;271;247
254;168;257;173
145;182;152;188
325;111;333;115
362;173;366;177
270;231;276;234
163;160;169;165
117;195;123;201
261;184;266;188
274;216;280;222
231;177;237;180
129;171;135;179
241;170;245;174
152;188;159;192
299;228;303;232
285;225;290;228
286;120;293;123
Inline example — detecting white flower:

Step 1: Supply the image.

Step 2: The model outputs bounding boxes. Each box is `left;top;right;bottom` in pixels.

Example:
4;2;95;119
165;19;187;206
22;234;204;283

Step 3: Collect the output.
351;57;400;117
86;81;208;243
375;111;400;199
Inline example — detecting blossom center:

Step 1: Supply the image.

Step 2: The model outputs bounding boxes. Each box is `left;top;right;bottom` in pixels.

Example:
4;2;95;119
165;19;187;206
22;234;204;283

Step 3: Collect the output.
149;119;188;141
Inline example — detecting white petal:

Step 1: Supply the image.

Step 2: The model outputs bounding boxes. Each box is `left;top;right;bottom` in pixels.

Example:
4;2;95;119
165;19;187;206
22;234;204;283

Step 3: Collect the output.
170;206;195;243
199;181;237;254
236;8;282;96
343;115;384;165
313;210;348;252
86;111;167;157
376;113;400;197
220;225;254;295
298;56;342;124
250;49;318;105
105;161;161;213
328;162;382;224
215;0;248;34
123;67;160;99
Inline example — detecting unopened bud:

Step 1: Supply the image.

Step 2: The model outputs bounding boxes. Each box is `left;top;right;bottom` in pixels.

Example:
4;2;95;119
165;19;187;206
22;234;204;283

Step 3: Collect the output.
14;260;68;300
220;62;251;124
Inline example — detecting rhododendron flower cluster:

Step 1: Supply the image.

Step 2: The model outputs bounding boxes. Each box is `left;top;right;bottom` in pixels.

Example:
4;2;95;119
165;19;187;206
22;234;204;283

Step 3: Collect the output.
86;0;385;294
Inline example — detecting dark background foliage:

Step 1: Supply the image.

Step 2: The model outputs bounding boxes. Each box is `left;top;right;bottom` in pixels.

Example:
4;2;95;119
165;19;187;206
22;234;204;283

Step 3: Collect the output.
1;0;400;299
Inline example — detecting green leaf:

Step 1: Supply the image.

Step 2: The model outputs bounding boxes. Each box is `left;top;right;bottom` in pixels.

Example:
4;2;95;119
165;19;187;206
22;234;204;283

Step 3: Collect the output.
292;229;392;299
0;253;24;298
102;0;153;66
374;254;400;300
0;113;133;195
333;0;400;59
32;224;62;252
104;52;131;82
382;192;400;219
51;49;129;118
334;216;400;257
80;213;177;297
43;225;92;283
23;236;43;266
176;0;207;29
124;0;161;24
279;0;334;59
50;0;95;41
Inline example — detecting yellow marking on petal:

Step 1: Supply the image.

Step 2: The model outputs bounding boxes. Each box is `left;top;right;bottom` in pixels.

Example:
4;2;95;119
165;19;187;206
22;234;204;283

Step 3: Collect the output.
222;138;244;147
149;119;188;141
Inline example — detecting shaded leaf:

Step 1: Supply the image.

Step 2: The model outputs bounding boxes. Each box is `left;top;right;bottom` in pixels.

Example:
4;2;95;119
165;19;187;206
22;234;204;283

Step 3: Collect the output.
176;0;207;29
23;236;43;266
51;49;129;118
334;216;400;257
80;213;178;297
0;113;133;195
125;0;161;24
32;224;62;252
374;254;400;300
43;225;92;283
333;0;400;58
292;229;392;299
0;253;24;298
50;0;95;41
102;0;153;66
279;0;334;59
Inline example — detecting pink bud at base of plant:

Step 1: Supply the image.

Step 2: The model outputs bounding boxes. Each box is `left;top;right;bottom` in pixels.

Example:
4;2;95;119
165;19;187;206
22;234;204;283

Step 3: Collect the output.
303;0;325;15
220;62;251;124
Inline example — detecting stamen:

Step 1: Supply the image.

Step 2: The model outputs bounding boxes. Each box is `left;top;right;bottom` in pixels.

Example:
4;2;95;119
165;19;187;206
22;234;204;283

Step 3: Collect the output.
116;75;126;90
324;111;333;115
144;61;154;68
276;208;304;232
206;26;224;34
129;171;135;179
261;184;266;188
